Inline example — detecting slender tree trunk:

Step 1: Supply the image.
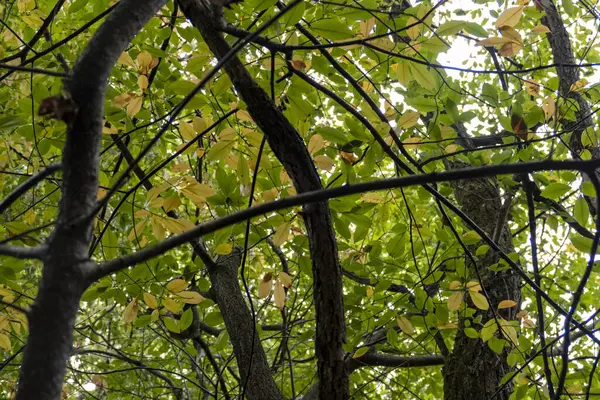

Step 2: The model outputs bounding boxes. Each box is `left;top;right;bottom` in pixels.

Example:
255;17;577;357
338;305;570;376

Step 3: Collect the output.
16;1;167;398
178;1;348;398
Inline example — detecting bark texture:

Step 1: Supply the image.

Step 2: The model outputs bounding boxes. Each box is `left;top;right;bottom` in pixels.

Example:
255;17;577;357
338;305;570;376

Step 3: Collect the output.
16;1;166;398
208;247;284;400
442;159;521;400
178;2;348;399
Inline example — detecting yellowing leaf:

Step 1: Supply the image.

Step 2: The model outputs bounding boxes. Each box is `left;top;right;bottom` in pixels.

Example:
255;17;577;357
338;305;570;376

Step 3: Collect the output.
466;281;482;292
366;286;374;297
499;26;522;42
445;144;458;154
0;333;10;351
162;196;181;212
123;298;138;324
163;298;184;314
403;137;422;148
396;315;414;335
438;322;457;329
532;25;550;34
136;51;152;70
274;280;286;309
395;62;411;86
477;37;517;46
258;273;273;298
176;291;205;304
137;75;149;90
308;134;325;154
143;292;158;309
236;110;254;122
126;96;143;118
542;96;556;121
496;6;524;28
206;139;235;161
360;17;375;37
500;324;518;344
409;63;436;90
150;216;165;240
215;243;233;255
273;222;292;246
118;52;136;68
498;300;518;309
397;111;420;130
407;17;421;40
179;121;196;141
499;41;523;57
448;291;463;311
193;117;207;133
470;291;490;310
167;279;187;293
279;272;293;288
360;193;384;203
449;281;462;290
314;155;334;171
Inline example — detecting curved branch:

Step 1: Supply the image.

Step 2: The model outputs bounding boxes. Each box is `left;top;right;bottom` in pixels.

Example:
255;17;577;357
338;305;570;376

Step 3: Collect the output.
0;244;46;260
0;163;61;215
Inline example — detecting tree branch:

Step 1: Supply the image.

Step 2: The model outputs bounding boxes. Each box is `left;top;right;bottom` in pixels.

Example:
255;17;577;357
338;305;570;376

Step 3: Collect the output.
0;163;61;215
0;244;46;260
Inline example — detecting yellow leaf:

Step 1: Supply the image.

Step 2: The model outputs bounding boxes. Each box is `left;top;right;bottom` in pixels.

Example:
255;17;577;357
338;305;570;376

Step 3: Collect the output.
123;298;138;324
499;41;523;57
449;281;462;290
215;243;233;255
273;222;291;246
498;300;518;309
143;292;158;309
308;134;325;154
137;75;148;90
118;52;136;68
360;17;375;37
396;315;414;335
314;155;334;171
206;139;235;161
466;281;482;292
523;318;535;328
262;188;279;202
150;216;165;240
274;280;286;309
176;291;205;304
162;196;181;212
532;25;550;34
151;309;159;321
179;121;196;141
167;279;187;293
396;61;411;86
499;26;522;42
407;17;421;40
448;291;463;311
236;110;254;122
366;286;374;297
163;298;183;314
542;96;556;121
219;127;237;140
470;291;490;310
397;111;420;130
258;273;273;298
445;144;458;154
477;37;517;46
136;51;152;70
126;96;143;118
193;117;207;133
360;193;384;203
403;137;422;148
496;6;524;28
279;272;293;288
0;333;10;351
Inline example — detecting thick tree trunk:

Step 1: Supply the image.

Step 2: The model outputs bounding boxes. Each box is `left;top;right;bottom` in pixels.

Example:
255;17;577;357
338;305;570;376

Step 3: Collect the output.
178;2;348;399
442;161;521;400
16;1;167;398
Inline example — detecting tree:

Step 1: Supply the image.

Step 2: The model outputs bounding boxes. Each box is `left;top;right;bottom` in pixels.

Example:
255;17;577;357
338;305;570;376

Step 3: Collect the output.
0;0;599;399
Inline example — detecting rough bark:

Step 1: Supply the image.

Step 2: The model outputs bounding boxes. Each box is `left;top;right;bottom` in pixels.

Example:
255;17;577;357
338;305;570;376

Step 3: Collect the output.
207;247;284;400
178;2;347;399
15;1;166;398
442;157;521;400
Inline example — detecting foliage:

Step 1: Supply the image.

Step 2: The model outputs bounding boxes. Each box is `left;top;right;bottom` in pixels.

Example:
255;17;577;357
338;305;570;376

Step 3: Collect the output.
0;0;599;398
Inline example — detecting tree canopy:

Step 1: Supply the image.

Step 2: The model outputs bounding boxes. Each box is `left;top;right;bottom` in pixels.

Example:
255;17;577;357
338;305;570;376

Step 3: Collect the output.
0;0;599;399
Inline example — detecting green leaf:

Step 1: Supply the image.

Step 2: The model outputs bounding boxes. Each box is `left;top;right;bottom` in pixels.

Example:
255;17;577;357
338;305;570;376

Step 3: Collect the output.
570;234;598;253
163;317;180;333
179;308;193;331
540;183;571;199
281;1;305;27
310;19;355;40
582;181;596;197
436;21;466;36
574;197;589;226
409;63;437;90
0;116;27;131
464;22;488;38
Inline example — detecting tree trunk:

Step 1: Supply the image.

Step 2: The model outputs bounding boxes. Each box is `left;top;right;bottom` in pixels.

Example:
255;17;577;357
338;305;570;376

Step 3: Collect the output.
443;161;521;400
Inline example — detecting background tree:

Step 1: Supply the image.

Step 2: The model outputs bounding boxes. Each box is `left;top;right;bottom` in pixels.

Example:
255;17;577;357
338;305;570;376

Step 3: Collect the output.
0;0;599;399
